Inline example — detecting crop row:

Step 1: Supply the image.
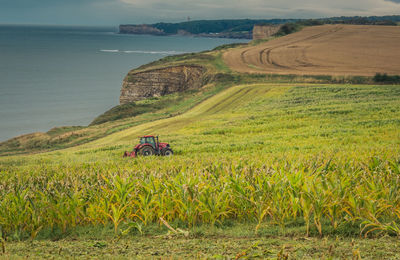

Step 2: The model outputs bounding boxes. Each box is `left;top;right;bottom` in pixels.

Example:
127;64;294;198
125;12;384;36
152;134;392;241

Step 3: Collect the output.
1;156;399;240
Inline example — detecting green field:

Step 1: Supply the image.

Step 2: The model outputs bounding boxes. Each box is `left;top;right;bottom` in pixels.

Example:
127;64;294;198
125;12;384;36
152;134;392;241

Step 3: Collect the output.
1;81;400;258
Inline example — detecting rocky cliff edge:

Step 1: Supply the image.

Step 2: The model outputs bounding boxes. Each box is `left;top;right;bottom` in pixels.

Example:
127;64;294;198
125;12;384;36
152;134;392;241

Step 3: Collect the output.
120;65;206;104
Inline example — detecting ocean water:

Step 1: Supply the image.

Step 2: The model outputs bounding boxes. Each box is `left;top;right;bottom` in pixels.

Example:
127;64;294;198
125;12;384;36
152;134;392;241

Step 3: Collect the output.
0;25;247;142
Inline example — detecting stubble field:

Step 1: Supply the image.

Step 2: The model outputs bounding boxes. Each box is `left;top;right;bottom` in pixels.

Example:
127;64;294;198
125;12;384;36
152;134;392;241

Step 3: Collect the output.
224;25;400;76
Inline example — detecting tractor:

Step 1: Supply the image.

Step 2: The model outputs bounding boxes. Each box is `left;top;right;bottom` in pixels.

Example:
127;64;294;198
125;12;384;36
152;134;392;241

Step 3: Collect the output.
123;135;173;157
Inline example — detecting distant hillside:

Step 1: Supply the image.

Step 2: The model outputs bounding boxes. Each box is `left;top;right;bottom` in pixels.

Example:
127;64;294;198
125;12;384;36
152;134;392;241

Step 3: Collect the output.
120;19;299;39
120;15;400;39
320;15;400;25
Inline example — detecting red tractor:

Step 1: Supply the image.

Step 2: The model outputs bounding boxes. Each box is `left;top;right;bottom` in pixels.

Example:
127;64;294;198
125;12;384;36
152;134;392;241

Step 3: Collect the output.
123;135;173;157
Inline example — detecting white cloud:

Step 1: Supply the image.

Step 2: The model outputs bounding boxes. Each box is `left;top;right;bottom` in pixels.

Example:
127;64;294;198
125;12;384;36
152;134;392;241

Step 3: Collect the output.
118;0;400;19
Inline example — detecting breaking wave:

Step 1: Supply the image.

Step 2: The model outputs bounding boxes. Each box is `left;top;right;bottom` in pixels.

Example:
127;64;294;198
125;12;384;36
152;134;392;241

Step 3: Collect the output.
100;50;186;55
100;49;119;52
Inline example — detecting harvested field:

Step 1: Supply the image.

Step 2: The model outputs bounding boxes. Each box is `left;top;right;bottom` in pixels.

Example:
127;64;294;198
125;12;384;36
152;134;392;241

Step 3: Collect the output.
224;25;400;76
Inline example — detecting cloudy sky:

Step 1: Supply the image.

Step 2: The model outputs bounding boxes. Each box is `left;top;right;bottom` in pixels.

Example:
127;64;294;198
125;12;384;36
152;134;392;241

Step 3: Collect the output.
1;0;400;25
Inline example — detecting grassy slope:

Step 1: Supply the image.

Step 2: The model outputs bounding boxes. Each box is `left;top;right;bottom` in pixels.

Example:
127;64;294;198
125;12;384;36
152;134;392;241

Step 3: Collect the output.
50;83;400;156
3;82;398;161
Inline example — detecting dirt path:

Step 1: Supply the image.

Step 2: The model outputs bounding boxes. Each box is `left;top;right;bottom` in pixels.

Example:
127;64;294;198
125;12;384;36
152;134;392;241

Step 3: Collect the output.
223;25;400;76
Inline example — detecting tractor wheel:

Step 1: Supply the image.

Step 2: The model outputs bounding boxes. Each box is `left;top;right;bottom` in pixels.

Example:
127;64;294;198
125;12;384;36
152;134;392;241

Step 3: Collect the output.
162;148;173;156
138;146;155;156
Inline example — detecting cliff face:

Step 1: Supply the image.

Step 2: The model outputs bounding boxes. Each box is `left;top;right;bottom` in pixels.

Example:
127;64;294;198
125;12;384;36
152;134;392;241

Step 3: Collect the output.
252;25;282;40
119;25;165;35
120;65;206;104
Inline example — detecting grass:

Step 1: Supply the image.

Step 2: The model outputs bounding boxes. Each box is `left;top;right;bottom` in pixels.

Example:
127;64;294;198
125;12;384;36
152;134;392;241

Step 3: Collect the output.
90;90;199;125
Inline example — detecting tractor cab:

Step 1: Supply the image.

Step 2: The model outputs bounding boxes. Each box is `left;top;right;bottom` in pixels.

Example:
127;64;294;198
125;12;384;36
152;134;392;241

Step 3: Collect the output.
123;135;173;157
140;136;156;149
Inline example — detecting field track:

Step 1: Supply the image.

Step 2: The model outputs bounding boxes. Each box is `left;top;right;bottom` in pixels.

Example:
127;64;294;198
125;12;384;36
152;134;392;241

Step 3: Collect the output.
71;84;280;149
223;25;400;76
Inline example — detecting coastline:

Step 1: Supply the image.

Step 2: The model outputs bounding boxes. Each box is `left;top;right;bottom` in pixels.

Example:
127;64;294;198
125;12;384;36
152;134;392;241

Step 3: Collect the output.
118;24;252;39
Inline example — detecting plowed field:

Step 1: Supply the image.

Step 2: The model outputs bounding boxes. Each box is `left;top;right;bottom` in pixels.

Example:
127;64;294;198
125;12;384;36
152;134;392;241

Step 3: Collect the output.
223;25;400;76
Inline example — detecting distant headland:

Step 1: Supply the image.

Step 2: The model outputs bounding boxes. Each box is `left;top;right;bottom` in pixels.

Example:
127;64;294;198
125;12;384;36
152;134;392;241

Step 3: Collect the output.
119;15;400;39
119;19;295;39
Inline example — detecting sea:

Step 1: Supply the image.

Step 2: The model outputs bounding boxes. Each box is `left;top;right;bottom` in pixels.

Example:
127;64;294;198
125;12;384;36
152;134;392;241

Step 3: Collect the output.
0;25;247;142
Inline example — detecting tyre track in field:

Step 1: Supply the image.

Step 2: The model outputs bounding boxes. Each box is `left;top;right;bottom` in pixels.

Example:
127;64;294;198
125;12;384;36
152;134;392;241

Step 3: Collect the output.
139;86;264;134
257;26;343;70
223;24;400;76
78;84;274;147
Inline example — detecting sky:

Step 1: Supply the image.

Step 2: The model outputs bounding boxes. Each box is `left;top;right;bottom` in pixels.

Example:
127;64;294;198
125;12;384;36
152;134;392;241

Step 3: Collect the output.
0;0;400;26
